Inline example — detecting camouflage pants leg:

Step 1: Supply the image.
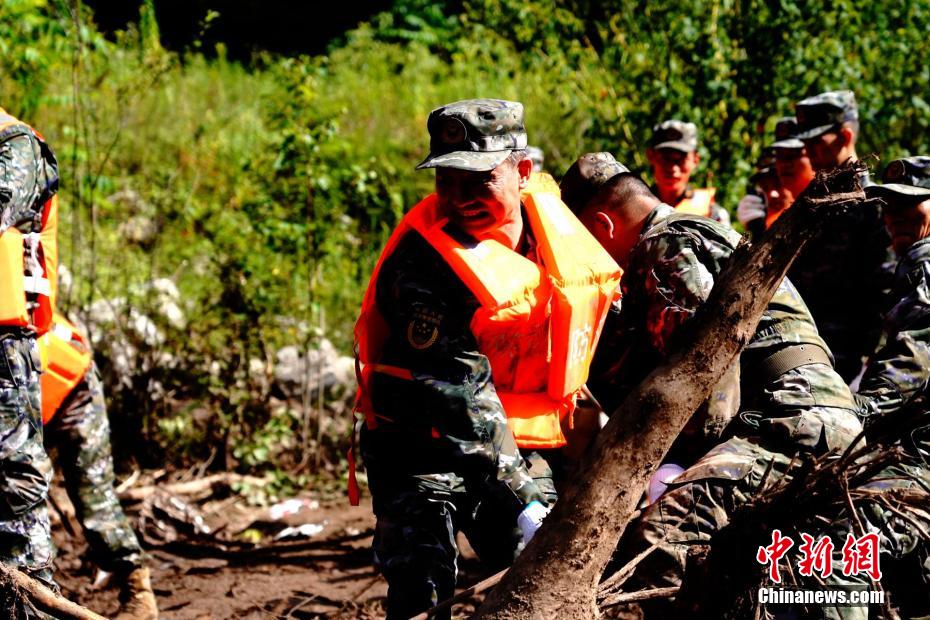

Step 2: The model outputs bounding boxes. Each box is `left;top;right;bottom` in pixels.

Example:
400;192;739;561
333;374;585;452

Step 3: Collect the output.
0;335;55;589
371;475;461;620
44;365;143;574
856;463;930;618
370;451;558;620
617;437;872;620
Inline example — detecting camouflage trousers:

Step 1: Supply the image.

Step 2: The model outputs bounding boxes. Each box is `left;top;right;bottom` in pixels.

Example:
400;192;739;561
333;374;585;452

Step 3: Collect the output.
0;334;55;589
856;462;930;618
44;365;143;574
739;361;863;455
617;437;873;620
368;450;557;620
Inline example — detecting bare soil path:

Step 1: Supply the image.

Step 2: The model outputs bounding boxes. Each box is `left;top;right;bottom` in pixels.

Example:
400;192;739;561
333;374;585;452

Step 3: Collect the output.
51;486;491;619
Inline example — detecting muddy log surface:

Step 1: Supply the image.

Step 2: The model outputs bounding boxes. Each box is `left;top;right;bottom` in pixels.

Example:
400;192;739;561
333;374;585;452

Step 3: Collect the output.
476;163;870;620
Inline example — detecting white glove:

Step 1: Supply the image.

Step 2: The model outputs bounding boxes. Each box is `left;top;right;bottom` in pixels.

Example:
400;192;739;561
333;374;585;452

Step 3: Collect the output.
736;194;766;227
646;463;685;505
517;500;549;546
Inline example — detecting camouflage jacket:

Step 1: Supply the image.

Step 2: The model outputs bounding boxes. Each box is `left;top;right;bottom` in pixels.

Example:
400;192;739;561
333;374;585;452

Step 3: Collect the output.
360;225;544;515
588;205;841;453
787;170;895;382
856;237;930;462
0;114;57;235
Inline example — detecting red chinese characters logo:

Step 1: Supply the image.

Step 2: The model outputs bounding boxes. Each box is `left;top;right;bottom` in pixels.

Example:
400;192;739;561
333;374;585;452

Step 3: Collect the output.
841;532;882;580
756;531;881;582
798;533;834;578
756;529;794;583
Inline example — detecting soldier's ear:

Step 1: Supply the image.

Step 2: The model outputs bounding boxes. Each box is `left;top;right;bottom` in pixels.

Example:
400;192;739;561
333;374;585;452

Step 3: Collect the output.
516;156;533;187
594;211;615;239
838;126;854;148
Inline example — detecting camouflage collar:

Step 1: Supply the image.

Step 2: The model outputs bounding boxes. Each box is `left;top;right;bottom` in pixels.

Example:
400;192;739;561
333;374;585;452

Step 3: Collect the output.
902;236;930;263
639;204;676;238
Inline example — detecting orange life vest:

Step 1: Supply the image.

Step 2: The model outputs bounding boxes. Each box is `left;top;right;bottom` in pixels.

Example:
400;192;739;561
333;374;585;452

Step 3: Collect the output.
354;188;622;450
765;207;786;229
526;171;561;195
0;109;58;335
674;188;716;218
38;313;93;424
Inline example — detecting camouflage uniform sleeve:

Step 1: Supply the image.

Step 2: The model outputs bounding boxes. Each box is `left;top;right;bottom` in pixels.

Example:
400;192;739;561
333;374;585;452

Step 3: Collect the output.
588;231;720;412
636;232;718;356
0;133;42;232
373;234;544;511
856;243;930;421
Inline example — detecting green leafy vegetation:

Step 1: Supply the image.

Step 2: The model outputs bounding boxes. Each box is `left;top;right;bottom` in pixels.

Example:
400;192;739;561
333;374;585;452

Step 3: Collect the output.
2;0;928;483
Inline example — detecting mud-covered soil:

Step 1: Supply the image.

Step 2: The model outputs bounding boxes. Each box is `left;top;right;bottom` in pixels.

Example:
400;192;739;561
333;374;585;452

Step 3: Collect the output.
51;487;494;619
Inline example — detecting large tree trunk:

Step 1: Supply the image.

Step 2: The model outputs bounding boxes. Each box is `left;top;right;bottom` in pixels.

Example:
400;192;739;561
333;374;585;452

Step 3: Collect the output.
476;162;871;619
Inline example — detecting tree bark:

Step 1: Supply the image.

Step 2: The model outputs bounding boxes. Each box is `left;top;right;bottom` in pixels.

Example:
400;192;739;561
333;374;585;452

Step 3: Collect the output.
476;162;871;619
0;564;107;620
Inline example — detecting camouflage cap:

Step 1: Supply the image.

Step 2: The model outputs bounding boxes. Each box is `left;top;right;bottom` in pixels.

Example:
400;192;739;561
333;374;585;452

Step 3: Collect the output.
649;120;698;152
560;152;631;213
865;157;930;204
526;145;545;172
416;99;528;171
771;116;804;150
795;90;858;140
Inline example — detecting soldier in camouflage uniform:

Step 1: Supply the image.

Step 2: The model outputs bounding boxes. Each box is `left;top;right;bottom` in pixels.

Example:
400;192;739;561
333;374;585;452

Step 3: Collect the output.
44;360;157;619
792;90;895;383
854;158;930;618
358;100;556;619
561;153;870;618
0;107;59;598
736;117;814;236
645;120;731;227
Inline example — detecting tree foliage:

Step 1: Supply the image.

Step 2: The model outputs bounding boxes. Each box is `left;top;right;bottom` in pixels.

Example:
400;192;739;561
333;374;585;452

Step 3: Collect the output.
1;0;928;480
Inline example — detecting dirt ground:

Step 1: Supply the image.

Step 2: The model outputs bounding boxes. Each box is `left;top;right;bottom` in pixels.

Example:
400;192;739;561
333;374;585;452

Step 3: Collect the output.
50;482;494;619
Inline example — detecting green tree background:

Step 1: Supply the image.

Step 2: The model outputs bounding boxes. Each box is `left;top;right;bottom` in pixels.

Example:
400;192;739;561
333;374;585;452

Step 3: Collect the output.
1;0;928;488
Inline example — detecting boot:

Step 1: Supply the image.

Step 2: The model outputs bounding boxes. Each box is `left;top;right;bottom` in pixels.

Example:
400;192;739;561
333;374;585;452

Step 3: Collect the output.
114;566;159;620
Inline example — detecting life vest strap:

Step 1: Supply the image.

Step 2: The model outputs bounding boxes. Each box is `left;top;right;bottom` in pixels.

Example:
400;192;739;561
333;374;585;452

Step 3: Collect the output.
347;415;361;506
23;275;50;296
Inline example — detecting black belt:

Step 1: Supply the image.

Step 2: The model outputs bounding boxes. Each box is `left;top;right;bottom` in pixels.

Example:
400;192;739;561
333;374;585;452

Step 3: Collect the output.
755;344;832;384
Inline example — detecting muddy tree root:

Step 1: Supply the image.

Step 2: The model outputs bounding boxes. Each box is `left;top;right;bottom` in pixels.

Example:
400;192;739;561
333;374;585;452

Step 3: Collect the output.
0;563;107;620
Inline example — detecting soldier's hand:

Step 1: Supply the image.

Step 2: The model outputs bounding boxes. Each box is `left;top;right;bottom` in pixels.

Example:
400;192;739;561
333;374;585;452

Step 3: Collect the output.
517;500;549;546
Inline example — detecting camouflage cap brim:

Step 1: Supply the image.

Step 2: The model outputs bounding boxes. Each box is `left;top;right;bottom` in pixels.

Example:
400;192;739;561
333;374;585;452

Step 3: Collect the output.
771;138;805;150
866;183;930;202
416;149;512;172
750;166;776;184
652;140;695;153
796;123;838;141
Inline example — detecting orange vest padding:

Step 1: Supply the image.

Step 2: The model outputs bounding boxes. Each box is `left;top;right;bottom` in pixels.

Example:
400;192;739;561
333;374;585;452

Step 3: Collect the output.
674;188;716;218
0;228;30;328
0;111;57;335
38;313;92;424
765;205;787;229
355;190;622;451
526;171;561;195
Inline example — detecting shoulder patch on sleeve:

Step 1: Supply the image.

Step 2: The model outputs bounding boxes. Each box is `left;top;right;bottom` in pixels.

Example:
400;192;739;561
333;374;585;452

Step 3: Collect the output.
407;308;442;350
